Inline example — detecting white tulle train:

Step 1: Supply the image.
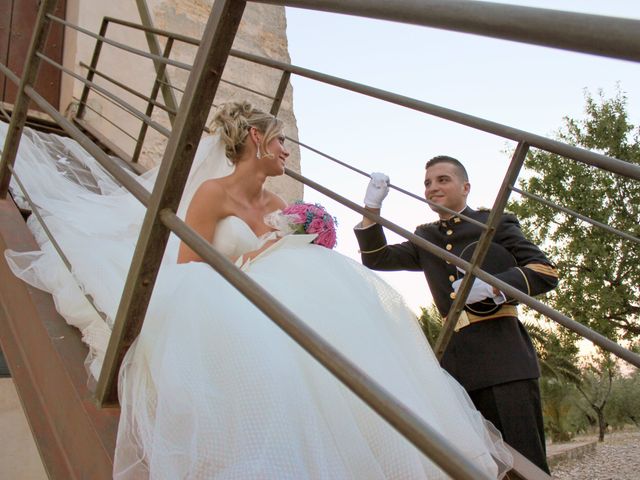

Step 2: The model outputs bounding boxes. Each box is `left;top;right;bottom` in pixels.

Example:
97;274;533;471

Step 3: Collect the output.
2;121;511;478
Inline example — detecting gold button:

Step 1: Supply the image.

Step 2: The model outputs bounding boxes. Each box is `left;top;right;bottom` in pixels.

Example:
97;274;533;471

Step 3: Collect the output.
453;217;461;223
446;244;452;251
446;230;453;235
449;275;455;282
450;292;456;299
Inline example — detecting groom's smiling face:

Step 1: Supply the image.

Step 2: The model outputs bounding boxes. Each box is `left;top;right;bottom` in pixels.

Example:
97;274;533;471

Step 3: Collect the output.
423;162;470;218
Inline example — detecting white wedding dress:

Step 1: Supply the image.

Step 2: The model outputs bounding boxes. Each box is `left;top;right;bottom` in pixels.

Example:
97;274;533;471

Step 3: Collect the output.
2;121;511;479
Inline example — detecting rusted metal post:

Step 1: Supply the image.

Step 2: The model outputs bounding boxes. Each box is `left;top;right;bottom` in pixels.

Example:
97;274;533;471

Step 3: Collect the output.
135;0;180;123
132;38;175;164
96;0;247;407
76;17;109;120
0;0;60;198
433;141;530;359
270;70;291;116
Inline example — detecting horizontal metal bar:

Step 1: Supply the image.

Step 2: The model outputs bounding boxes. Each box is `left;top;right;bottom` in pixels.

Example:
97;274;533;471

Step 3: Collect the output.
234;50;640;181
72;95;138;142
18;84;151;205
0;104;10;122
65;12;637;182
158;78;185;94
79;62;178;117
82;89;148;142
467;265;640;368
7;164;108;322
0;0;59;198
46;14;192;71
56;12;638;180
285;167;640;369
36;52;171;138
254;0;640;62
73;117;141;172
287;135;488;229
159;208;493;480
103;16;200;47
220;78;276;100
511;186;640;246
76;17;109;120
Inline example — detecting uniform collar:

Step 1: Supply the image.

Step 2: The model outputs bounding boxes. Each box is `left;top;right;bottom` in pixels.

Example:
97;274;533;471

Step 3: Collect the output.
439;205;470;228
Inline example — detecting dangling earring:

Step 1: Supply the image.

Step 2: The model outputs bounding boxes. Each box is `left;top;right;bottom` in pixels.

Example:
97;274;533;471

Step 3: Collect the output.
256;145;262;160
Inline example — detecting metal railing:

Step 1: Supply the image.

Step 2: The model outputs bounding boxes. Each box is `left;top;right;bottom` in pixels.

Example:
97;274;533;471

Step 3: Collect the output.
1;1;639;479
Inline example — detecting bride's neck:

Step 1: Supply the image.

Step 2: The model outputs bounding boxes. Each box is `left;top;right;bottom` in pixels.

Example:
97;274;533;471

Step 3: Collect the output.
226;161;268;203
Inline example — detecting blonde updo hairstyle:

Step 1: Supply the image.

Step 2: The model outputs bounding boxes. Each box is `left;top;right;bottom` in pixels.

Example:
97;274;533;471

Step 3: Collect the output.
211;101;283;163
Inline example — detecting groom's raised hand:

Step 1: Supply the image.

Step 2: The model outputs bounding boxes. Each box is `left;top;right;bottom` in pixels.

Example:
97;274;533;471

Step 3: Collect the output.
364;172;390;208
361;172;390;228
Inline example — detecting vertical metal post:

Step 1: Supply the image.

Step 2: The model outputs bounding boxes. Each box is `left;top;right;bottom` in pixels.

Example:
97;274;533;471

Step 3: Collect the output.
135;0;179;125
95;0;247;406
0;0;60;198
76;17;109;120
435;141;530;359
270;70;290;116
131;37;175;164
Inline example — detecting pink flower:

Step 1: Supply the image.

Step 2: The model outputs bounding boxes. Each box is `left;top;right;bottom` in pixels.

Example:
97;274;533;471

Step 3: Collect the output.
280;201;338;249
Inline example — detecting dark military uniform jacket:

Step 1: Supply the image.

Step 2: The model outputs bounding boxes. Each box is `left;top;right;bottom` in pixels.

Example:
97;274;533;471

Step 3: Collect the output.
354;206;558;391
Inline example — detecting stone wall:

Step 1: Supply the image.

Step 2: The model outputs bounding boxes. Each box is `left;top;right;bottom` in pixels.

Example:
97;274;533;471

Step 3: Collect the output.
61;0;302;201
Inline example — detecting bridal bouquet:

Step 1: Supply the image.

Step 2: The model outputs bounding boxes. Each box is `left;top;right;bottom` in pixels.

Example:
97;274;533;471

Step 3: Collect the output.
265;201;337;249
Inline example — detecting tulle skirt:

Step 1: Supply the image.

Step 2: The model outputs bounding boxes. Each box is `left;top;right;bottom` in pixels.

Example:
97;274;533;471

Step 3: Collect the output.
114;244;511;479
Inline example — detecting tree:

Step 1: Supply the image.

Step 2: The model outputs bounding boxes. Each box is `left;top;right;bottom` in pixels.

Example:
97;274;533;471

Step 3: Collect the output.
526;321;586;441
606;368;640;429
539;376;587;442
508;89;640;342
575;351;618;441
526;321;581;382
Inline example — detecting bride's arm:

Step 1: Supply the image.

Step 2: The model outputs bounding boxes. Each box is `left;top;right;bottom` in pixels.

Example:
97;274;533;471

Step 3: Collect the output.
177;180;226;264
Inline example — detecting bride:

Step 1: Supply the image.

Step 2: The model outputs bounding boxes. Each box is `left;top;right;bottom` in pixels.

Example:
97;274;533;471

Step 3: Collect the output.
4;101;512;479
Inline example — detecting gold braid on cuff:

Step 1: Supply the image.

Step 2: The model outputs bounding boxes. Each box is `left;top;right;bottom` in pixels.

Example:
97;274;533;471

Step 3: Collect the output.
359;244;387;254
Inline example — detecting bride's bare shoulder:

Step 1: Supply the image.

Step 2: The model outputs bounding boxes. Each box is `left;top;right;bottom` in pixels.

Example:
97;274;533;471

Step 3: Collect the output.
193;178;226;200
187;179;228;217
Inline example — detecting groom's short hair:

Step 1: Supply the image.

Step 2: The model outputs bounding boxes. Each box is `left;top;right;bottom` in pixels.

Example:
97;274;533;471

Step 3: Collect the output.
425;155;469;182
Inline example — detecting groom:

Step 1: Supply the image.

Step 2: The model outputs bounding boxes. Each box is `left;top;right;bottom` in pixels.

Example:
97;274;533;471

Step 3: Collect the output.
354;156;558;473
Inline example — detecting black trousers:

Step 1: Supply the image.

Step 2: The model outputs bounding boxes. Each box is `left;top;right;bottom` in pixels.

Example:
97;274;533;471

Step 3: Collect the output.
468;378;550;474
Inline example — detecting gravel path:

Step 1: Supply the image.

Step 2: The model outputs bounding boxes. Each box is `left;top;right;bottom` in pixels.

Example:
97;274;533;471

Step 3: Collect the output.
551;430;640;480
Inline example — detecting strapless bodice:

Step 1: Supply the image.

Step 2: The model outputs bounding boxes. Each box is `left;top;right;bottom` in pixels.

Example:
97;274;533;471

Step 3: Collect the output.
212;216;265;260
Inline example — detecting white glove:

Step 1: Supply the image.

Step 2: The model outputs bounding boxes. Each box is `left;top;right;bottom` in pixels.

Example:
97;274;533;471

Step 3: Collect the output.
452;278;506;305
364;172;390;208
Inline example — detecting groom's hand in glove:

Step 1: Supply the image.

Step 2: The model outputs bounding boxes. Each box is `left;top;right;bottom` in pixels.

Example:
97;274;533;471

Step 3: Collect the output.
361;172;390;228
364;172;390;208
451;278;506;305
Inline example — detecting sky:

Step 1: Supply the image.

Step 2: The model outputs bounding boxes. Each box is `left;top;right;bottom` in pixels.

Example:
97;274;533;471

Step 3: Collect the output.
283;0;640;315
